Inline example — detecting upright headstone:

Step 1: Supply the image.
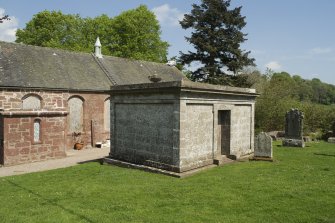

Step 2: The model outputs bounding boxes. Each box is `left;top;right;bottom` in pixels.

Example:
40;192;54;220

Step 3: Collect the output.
283;108;305;147
254;132;273;160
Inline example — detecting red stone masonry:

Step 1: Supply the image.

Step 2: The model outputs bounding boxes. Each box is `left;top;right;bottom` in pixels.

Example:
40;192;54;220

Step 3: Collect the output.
0;89;110;166
2;113;67;165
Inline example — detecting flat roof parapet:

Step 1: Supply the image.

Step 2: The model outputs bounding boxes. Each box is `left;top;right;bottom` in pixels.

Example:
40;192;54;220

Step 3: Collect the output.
110;80;258;96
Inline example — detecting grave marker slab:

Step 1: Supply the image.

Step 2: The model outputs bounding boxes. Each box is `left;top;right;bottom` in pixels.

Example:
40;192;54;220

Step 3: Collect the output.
254;132;273;160
283;108;305;147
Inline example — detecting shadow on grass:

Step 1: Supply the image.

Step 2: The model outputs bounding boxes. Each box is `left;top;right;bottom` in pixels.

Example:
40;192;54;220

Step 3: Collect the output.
314;153;335;157
77;158;104;165
276;145;311;148
5;179;96;223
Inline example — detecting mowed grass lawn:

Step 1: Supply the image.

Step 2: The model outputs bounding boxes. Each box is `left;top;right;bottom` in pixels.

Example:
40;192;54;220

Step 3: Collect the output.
0;142;334;223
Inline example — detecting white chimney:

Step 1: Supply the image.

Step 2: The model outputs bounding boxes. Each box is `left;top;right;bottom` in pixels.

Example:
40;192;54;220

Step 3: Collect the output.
94;37;102;58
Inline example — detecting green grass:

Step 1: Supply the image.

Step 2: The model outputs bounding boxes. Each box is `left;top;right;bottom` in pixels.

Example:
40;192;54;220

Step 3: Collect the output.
0;142;334;223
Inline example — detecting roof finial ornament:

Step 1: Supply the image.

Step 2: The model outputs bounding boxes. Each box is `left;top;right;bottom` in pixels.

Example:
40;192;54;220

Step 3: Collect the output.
94;37;102;59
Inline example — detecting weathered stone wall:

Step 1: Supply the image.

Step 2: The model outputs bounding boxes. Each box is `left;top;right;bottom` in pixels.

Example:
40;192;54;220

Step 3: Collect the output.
179;102;254;170
2;115;67;166
66;93;110;149
109;84;256;173
230;105;253;157
0;89;67;110
110;91;180;171
180;103;214;171
112;103;175;167
0;115;3;164
0;89;110;165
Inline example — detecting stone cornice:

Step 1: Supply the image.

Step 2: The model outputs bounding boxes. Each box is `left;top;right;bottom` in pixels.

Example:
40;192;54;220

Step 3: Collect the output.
0;110;68;117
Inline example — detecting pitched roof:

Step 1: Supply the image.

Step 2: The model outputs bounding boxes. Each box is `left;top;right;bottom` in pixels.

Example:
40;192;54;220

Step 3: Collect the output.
100;56;184;86
0;41;185;91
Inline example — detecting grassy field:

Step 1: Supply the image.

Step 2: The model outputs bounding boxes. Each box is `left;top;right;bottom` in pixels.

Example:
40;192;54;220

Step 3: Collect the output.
0;142;334;223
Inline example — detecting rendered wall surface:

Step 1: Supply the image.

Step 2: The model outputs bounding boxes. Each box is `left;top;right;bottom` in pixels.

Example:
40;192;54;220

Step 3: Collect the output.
179;92;255;171
113;103;175;165
180;104;214;171
110;88;256;173
230;105;253;157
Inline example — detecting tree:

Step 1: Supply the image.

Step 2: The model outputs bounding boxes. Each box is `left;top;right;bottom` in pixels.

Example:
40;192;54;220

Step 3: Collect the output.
179;0;255;85
0;15;10;23
15;6;168;63
109;5;168;63
16;11;84;51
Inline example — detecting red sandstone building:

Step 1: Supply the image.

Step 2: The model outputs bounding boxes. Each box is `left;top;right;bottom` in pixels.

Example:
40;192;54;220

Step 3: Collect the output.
0;40;183;166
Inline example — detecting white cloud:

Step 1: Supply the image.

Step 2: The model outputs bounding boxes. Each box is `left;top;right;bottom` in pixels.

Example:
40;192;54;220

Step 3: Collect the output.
265;61;282;71
0;8;18;42
152;4;184;27
310;47;332;55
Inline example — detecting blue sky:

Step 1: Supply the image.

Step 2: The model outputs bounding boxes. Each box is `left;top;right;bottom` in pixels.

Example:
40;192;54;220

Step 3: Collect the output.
1;0;334;85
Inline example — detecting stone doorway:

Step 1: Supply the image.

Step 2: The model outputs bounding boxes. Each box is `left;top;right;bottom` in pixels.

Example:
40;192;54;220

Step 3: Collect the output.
218;110;231;156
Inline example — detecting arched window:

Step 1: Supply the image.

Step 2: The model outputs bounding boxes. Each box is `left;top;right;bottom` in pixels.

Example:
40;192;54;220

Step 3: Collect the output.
104;98;110;131
68;96;84;133
33;119;41;143
22;94;41;110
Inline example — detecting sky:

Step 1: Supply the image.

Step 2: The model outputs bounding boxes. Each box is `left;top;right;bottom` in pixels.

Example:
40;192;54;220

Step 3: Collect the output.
1;0;335;85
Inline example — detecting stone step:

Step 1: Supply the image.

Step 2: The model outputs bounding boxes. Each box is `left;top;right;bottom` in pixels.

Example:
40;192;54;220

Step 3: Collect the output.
213;156;235;166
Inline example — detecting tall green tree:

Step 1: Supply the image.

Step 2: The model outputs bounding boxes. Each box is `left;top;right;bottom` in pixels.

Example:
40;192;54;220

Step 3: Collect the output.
179;0;255;85
109;5;168;62
0;15;10;23
16;11;84;51
15;7;168;63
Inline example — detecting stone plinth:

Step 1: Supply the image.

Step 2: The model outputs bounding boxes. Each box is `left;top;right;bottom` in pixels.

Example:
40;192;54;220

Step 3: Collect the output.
283;138;305;147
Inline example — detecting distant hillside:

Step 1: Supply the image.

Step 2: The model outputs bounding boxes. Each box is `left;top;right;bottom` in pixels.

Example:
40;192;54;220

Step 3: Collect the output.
250;71;335;137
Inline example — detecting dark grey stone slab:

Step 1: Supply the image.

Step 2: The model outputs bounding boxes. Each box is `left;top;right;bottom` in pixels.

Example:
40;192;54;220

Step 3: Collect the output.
254;132;272;158
283;108;305;147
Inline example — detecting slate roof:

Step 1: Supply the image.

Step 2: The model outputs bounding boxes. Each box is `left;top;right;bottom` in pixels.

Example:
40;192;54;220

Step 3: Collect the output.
0;41;184;91
101;56;184;85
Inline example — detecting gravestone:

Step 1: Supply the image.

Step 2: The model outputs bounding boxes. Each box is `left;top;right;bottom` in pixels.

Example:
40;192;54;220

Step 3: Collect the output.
283;108;305;147
254;132;273;160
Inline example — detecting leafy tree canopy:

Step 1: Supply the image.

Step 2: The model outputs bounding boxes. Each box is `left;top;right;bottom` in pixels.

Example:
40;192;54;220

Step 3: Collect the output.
15;6;168;63
254;70;335;134
179;0;255;85
109;5;168;62
0;15;10;23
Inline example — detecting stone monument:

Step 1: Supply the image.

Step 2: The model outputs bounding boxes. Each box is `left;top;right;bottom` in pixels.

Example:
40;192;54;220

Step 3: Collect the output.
254;132;273;161
328;121;335;143
283;108;305;147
